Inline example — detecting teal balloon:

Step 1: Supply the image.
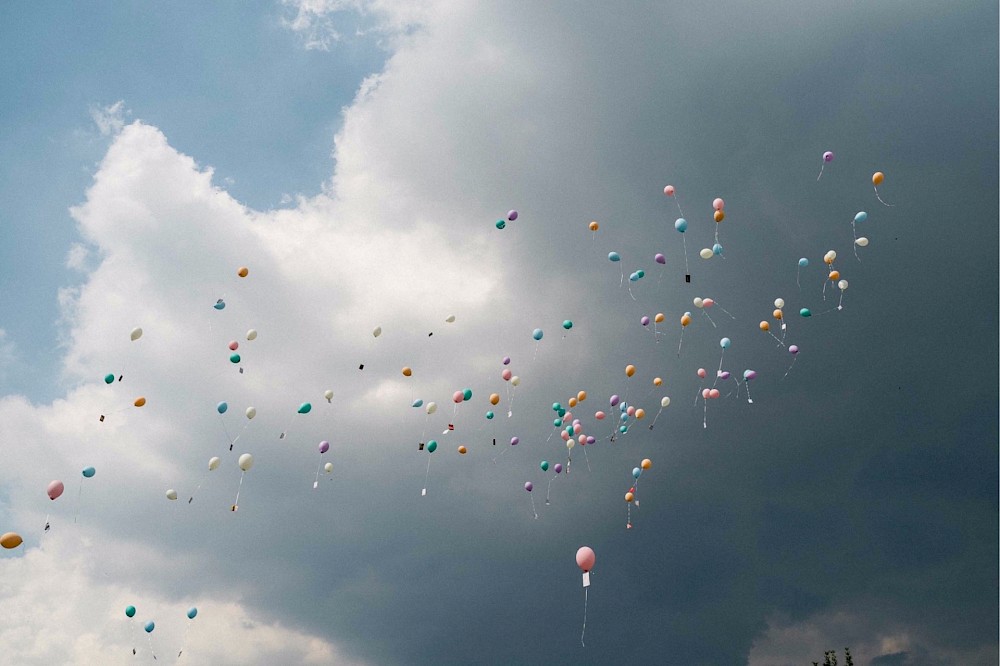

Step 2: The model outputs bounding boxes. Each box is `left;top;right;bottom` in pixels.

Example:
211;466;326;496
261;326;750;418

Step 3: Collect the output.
217;401;228;414
553;418;562;427
798;257;809;267
562;320;573;330
426;440;438;453
229;353;241;364
532;328;543;341
125;606;136;618
144;621;155;633
619;425;628;434
214;300;226;310
636;270;645;279
297;402;312;414
800;308;812;317
104;373;114;384
552;403;562;412
674;218;687;233
566;425;574;436
713;243;723;255
608;251;621;262
486;411;494;420
557;408;566;417
411;399;423;408
82;467;96;478
462;388;472;401
540;461;550;472
495;219;506;229
187;607;198;620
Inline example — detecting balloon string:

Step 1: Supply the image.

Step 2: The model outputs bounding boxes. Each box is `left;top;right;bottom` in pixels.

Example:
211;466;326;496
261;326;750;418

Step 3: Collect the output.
677;328;684;357
581;587;588;648
703;398;708;429
851;221;862;262
816;162;826;181
701;309;717;328
745;381;754;404
618;264;624;288
546;476;555;504
530;494;537;519
582;446;592;473
873;185;894;206
233;472;245;511
188;474;206;503
147;632;157;660
838;292;845;311
767;331;786;347
422;455;432;495
682;236;689;276
796;266;801;288
626;501;631;528
74;477;84;523
783;357;797;380
313;461;322;489
218;415;234;450
716;304;736;320
822;275;829;301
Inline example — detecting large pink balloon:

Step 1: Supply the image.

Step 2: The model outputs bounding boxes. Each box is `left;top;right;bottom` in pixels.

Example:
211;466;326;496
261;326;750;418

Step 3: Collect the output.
712;197;725;211
576;546;596;572
47;480;65;500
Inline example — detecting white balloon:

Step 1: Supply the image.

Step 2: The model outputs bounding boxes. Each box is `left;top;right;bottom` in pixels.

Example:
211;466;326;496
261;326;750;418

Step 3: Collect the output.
660;396;671;408
838;279;849;291
166;489;178;500
699;248;714;259
773;298;785;309
324;389;334;402
425;402;437;415
130;327;143;341
245;406;256;419
246;329;258;341
208;456;221;471
323;462;333;473
445;315;456;323
511;376;521;387
824;250;837;262
372;326;382;338
566;440;575;450
238;453;254;472
855;237;869;247
693;297;704;308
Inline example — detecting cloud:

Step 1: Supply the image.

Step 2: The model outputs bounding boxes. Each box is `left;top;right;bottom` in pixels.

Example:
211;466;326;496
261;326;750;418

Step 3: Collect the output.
89;101;129;138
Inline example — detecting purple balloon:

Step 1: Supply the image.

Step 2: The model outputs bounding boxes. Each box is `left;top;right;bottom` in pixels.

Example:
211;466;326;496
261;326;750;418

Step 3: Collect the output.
507;210;518;221
719;371;730;380
640;316;650;326
654;253;666;265
789;345;800;355
586;436;596;445
610;394;620;407
510;436;520;446
318;440;330;454
502;356;511;365
524;482;533;492
554;463;563;474
823;151;834;162
743;369;757;381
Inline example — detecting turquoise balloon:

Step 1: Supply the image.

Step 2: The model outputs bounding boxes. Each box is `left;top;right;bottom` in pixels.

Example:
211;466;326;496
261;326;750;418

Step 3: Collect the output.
713;243;723;255
557;408;566;417
552;403;562;412
486;411;494;420
217;401;228;414
566;425;574;435
562;320;573;330
187;607;198;620
553;418;562;427
462;388;472;401
104;373;114;384
426;440;437;453
82;467;96;478
608;251;621;262
229;353;241;364
674;218;687;233
619;425;628;434
297;402;312;414
540;461;550;472
632;467;641;479
495;219;506;229
411;399;423;408
144;621;155;633
798;257;809;267
720;337;731;349
800;308;812;317
532;328;543;341
213;300;225;310
629;272;639;282
854;211;868;223
125;606;136;618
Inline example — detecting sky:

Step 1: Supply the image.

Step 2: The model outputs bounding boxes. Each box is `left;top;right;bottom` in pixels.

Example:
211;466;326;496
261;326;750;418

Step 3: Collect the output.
0;2;997;665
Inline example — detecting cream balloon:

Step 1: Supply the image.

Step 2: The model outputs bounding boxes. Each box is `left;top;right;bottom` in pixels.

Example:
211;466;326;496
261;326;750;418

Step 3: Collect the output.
324;389;334;402
660;396;671;408
425;402;437;415
774;298;785;309
699;248;714;259
245;406;256;419
855;237;869;247
511;376;521;387
246;329;258;341
238;454;254;472
372;326;382;338
324;462;333;473
130;327;143;341
445;315;456;323
166;489;178;500
208;457;221;471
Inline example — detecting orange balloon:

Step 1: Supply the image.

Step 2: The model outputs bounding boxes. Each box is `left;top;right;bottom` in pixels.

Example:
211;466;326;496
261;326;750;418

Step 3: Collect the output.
635;408;645;420
489;393;500;405
458;446;467;455
588;221;599;231
568;397;578;408
577;390;587;402
654;312;665;323
133;397;146;407
624;492;634;503
237;266;249;278
829;270;840;281
640;458;652;470
401;367;412;377
625;364;636;378
872;171;884;185
759;321;770;332
681;314;692;327
653;377;662;386
773;309;783;320
713;210;725;223
1;532;23;549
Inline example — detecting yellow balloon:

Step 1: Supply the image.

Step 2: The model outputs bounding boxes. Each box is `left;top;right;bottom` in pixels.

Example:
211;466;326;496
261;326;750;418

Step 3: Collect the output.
654;312;665;323
489;393;500;405
653;377;662;386
641;458;652;470
1;532;23;549
829;270;840;281
872;171;884;185
635;408;645;420
625;364;636;378
134;397;146;407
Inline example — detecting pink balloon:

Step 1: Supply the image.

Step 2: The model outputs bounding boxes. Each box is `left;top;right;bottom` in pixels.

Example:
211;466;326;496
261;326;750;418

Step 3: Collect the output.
713;197;725;211
452;391;464;403
663;185;675;196
47;480;64;501
577;435;586;444
595;411;606;420
626;406;636;417
709;388;721;399
576;546;596;572
501;369;512;381
561;431;570;441
228;341;239;351
789;345;800;355
697;368;707;378
702;298;714;308
702;388;711;399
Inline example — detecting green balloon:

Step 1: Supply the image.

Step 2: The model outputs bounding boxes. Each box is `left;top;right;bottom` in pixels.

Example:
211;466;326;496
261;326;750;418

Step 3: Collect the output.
800;308;812;317
229;353;241;363
636;270;645;278
553;418;562;427
486;411;494;420
495;219;506;229
426;440;438;453
297;402;312;414
462;388;472;401
104;373;115;384
562;320;573;330
125;605;136;618
540;460;550;472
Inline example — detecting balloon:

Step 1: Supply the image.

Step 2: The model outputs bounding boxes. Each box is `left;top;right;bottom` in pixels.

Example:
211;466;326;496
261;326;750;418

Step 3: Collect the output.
462;388;472;401
872;171;884;185
608;251;620;262
654;313;665;324
610;394;620;407
625;492;634;503
800;308;812;317
318;440;330;454
245;406;256;419
426;440;438;453
703;298;715;308
798;257;809;268
829;270;840;281
540;461;550;472
720;337;731;349
426;402;437;415
502;356;511;365
664;185;675;196
681;313;692;327
47;480;64;500
458;446;467;455
125;605;136;618
445;315;456;323
719;371;730;380
524;482;533;492
237;266;249;277
744;369;757;380
633;467;642;479
595;411;605;420
324;462;333;473
246;329;258;341
838;279;849;291
501;368;512;381
773;309;783;320
626;406;636;417
589;221;599;231
104;373;114;384
82;467;96;478
674;218;687;233
568;398;577;408
0;533;22;549
693;297;703;308
214;300;226;310
489;393;500;405
324;389;334;402
576;546;596;572
187;607;198;619
699;248;714;259
166;489;178;500
640;316;650;326
532;329;543;341
412;399;424;408
485;411;494;420
625;364;636;378
495;219;506;230
654;253;665;264
697;368;707;378
144;622;155;633
372;326;382;338
823;151;834;162
760;321;770;331
709;388;721;399
824;250;837;264
641;458;652;470
854;211;868;224
635;408;645;420
238;454;254;472
789;345;800;355
217;401;228;414
577;391;587;401
653;377;662;386
130;327;143;341
713;243;723;255
402;367;412;377
511;376;520;387
453;391;464;404
134;397;146;407
208;457;221;471
562;320;573;330
297;402;312;414
713;198;725;211
567;439;575;450
660;396;670;408
510;436;520;446
229;353;241;364
714;210;725;223
228;341;239;351
549;463;560;474
855;237;869;247
507;210;518;221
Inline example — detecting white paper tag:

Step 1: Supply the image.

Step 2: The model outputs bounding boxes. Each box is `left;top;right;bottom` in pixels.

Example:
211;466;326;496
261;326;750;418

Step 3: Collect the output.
421;488;427;496
312;482;318;489
582;572;590;587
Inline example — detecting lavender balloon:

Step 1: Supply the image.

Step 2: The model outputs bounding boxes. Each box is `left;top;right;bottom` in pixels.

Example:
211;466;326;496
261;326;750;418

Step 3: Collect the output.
610;394;620;407
318;440;330;454
554;463;563;474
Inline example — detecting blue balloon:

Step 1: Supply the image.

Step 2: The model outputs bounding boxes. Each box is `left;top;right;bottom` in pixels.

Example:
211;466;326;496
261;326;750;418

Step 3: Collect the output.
532;328;543;341
608;251;621;262
144;621;155;633
713;243;723;255
854;211;868;224
674;218;687;233
629;272;639;282
216;401;228;414
632;467;642;479
411;399;423;408
82;467;96;478
187;607;198;620
798;257;809;267
720;337;731;349
213;299;226;310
